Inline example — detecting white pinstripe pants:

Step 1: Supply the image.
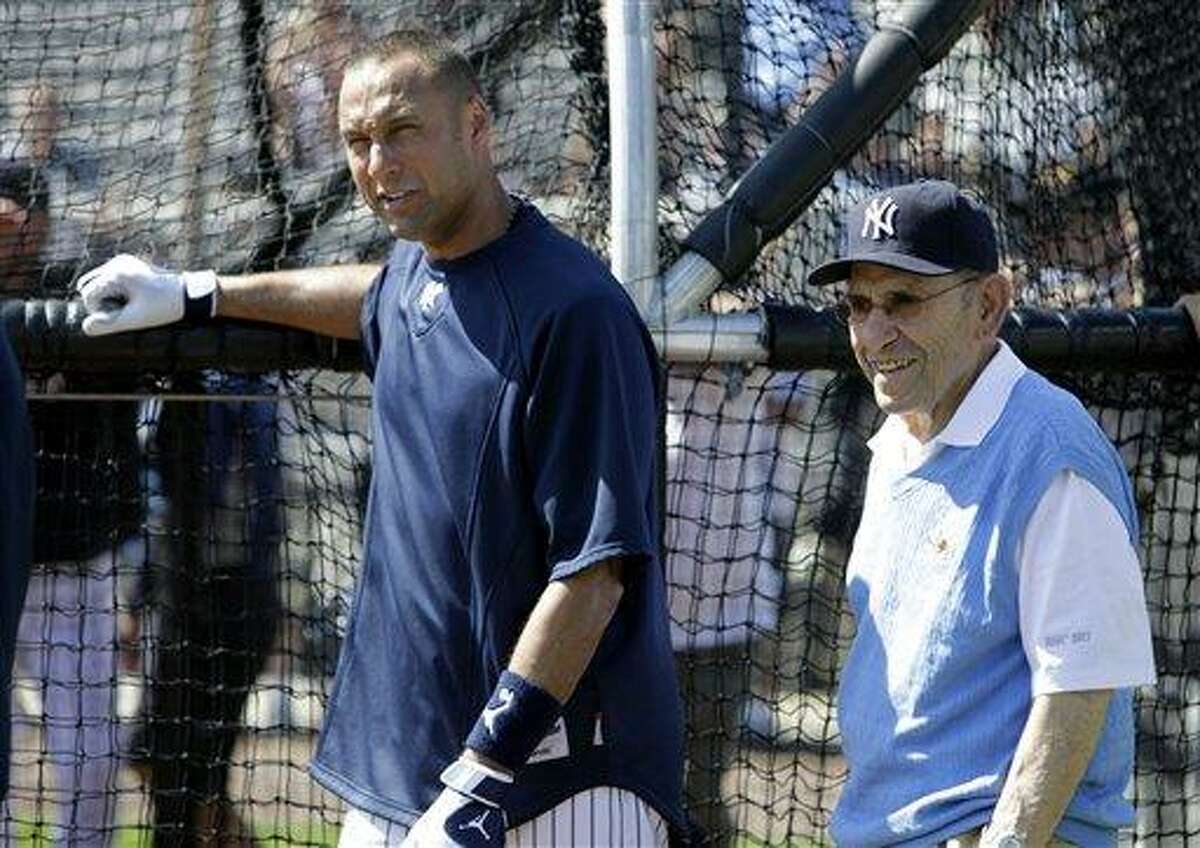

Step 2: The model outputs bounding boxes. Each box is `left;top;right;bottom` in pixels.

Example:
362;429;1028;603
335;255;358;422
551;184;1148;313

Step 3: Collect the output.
338;786;670;847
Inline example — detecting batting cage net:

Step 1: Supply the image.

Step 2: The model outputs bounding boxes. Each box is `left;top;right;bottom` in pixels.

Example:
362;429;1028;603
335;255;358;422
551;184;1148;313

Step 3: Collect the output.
1;0;1197;845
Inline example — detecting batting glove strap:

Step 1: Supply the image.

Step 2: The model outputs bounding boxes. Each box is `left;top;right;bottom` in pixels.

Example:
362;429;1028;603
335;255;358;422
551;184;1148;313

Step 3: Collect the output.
439;756;513;808
181;269;218;321
464;670;562;774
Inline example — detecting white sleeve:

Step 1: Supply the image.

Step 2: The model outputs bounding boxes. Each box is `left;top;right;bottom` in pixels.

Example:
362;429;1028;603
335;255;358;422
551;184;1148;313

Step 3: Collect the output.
1018;470;1157;696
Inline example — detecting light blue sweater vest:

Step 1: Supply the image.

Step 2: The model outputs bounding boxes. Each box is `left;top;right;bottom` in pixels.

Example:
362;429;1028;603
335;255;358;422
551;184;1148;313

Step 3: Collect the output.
832;371;1139;847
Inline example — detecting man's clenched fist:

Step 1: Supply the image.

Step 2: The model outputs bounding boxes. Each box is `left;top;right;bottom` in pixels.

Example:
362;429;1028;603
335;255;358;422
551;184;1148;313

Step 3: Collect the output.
77;253;218;336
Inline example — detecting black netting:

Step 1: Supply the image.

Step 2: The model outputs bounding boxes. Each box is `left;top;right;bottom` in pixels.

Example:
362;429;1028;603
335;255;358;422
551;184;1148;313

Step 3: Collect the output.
2;0;1198;845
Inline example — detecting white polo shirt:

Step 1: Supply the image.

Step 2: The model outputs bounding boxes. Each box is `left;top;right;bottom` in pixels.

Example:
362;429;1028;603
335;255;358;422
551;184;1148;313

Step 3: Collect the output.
867;341;1156;695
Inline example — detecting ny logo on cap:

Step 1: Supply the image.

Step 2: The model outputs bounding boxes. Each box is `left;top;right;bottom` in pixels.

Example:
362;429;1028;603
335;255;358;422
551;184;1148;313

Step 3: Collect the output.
861;196;899;240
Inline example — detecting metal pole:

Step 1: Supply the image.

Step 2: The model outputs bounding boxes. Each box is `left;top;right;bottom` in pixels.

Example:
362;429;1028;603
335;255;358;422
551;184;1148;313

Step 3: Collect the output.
649;312;769;363
182;0;217;268
606;0;660;314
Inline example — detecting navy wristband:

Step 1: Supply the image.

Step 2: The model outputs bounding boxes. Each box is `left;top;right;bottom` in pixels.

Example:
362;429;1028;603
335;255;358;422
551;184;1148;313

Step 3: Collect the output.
183;291;215;322
182;269;218;322
465;670;562;773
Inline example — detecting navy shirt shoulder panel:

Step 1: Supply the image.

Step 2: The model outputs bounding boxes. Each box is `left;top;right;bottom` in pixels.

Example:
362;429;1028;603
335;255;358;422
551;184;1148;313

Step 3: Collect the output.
476;207;661;578
485;206;647;376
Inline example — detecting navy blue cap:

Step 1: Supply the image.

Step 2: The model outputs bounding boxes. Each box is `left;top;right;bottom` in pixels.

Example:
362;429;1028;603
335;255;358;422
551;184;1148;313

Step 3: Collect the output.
808;179;999;286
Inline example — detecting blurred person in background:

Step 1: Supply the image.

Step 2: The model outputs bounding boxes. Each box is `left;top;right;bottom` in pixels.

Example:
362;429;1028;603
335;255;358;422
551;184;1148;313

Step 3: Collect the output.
265;1;363;176
1024;166;1143;310
121;381;283;848
740;0;860;136
0;161;50;292
259;1;372;269
665;356;810;846
7;83;98;273
0;159;139;847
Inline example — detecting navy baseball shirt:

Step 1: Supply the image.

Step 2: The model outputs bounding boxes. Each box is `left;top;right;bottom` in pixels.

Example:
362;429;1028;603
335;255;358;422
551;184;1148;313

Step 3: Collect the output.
309;201;687;834
0;326;33;799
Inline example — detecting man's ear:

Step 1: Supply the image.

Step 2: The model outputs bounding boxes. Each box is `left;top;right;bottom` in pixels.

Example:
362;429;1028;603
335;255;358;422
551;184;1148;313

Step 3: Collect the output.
465;94;491;146
978;272;1013;337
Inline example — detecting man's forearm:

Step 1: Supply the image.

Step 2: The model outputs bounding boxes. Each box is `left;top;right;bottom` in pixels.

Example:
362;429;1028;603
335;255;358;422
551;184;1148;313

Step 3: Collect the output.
460;559;625;774
984;689;1113;846
216;264;379;339
505;558;625;703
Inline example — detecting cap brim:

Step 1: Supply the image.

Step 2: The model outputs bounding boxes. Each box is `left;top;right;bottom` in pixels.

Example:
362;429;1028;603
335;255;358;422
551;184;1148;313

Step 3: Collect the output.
807;252;960;286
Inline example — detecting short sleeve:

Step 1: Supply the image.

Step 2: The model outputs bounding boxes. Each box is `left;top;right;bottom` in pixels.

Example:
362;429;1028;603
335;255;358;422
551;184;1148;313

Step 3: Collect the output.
358;264;387;379
1018;469;1157;695
525;294;659;581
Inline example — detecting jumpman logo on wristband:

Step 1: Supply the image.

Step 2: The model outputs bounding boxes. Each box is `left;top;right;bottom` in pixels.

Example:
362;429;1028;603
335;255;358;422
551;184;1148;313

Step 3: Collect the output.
482;687;514;736
459;810;493;839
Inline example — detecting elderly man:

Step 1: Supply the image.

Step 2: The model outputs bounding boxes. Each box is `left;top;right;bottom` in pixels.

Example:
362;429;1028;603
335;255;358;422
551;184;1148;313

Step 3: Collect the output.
76;27;687;848
810;180;1155;847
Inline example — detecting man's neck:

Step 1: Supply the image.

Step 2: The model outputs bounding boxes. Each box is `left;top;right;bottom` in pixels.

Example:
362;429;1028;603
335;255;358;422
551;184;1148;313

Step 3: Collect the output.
424;180;513;261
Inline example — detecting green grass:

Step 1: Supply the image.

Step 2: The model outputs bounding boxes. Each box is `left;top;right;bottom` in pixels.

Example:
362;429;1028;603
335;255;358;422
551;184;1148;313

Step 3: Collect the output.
9;822;340;847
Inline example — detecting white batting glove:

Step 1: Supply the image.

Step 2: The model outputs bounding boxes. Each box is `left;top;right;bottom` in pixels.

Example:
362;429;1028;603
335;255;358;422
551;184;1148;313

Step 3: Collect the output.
402;757;512;847
76;253;218;337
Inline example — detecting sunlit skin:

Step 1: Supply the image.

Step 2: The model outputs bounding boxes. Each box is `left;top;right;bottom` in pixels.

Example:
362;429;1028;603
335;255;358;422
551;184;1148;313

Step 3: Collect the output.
337;54;510;260
847;262;1012;443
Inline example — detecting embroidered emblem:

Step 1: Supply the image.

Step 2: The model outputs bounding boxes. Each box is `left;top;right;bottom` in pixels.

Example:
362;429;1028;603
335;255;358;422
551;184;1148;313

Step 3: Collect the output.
417;279;446;320
861;195;899;240
459;810;492;839
482;687;514;736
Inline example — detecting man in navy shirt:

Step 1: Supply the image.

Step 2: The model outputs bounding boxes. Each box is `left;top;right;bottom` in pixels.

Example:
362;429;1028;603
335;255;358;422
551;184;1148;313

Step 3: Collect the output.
0;325;33;803
0;167;39;797
77;27;688;847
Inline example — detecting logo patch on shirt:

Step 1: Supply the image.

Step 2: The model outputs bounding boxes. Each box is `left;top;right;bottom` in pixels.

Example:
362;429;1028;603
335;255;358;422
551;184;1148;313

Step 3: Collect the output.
924;505;978;563
417;279;446;320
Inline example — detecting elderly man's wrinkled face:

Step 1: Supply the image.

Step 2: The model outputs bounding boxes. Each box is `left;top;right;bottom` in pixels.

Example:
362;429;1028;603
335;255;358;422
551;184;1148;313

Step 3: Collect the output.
846;263;1004;441
0;196;47;293
339;55;487;257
